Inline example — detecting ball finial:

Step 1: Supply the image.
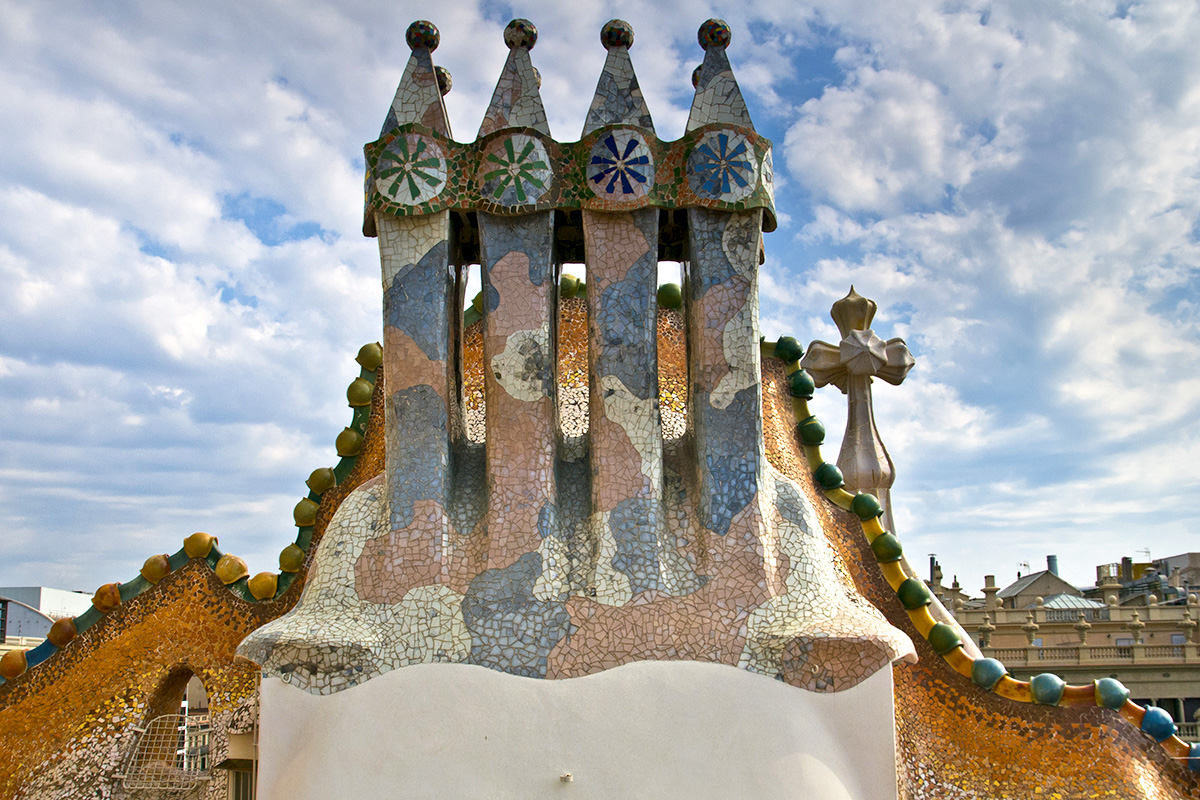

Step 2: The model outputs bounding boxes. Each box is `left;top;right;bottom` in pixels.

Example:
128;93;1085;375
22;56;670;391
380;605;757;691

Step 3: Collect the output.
691;64;702;88
405;20;440;52
435;66;452;96
504;19;538;50
600;19;634;50
697;19;731;50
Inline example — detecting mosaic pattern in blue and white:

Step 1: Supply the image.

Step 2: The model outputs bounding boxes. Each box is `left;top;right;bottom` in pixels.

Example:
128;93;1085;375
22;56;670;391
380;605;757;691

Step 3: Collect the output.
588;129;654;200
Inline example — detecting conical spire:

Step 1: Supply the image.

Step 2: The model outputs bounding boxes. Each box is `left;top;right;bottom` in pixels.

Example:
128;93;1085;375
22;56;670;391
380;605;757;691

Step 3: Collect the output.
380;21;452;138
479;19;550;137
685;19;753;131
581;20;654;136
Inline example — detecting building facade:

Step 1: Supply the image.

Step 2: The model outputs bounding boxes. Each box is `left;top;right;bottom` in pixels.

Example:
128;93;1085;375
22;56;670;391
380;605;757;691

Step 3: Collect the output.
948;555;1200;737
0;587;93;641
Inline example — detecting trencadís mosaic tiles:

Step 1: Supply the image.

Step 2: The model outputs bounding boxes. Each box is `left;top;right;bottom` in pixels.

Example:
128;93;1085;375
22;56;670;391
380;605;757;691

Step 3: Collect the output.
3;16;1200;800
362;122;777;230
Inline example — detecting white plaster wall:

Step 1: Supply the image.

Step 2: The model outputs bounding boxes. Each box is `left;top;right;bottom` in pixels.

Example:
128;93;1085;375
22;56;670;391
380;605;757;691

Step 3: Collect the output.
257;660;897;800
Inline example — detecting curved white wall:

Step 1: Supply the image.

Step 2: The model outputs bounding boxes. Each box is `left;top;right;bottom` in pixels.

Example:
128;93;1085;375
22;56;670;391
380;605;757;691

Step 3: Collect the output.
257;661;897;799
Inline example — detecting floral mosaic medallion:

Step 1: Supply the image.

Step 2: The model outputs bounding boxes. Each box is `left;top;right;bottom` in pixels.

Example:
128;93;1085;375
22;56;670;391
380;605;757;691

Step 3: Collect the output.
478;134;553;206
587;129;654;200
687;129;758;202
376;133;447;205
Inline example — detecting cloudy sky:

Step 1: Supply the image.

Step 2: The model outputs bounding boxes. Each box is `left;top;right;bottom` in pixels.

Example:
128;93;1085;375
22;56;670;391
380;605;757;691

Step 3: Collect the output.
1;0;1197;598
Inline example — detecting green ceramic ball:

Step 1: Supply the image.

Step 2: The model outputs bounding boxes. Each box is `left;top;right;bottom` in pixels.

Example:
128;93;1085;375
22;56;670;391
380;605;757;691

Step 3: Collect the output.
657;283;682;309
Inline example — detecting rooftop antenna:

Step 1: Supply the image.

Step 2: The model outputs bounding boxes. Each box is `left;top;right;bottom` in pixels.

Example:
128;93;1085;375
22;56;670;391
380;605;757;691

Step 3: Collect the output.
1137;548;1151;562
1018;560;1030;577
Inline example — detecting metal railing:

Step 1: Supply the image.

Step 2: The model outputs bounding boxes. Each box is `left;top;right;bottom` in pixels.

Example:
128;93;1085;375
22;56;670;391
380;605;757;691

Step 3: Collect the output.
183;713;211;773
121;713;210;792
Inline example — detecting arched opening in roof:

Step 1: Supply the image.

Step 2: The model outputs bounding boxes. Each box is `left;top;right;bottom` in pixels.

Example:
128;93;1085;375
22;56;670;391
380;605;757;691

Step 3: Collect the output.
121;666;211;795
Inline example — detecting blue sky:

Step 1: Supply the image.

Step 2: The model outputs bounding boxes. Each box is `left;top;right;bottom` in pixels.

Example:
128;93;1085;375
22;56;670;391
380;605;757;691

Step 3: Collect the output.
0;0;1198;596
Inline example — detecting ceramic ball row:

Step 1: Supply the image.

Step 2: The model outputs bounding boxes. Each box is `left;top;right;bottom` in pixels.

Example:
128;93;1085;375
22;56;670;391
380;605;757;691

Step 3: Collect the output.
462;279;686;329
405;17;731;56
770;337;879;513
288;341;380;558
772;334;1200;772
971;655;1200;767
773;335;965;659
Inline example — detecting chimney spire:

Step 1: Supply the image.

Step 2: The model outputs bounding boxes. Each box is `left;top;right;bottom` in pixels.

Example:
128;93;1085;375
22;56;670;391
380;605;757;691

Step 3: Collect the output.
686;19;753;131
479;19;550;137
581;19;654;136
380;20;451;138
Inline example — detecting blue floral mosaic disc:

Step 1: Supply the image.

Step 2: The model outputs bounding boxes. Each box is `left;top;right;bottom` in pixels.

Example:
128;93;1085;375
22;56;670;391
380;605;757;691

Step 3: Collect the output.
687;129;758;202
587;129;654;201
375;133;447;206
478;134;553;206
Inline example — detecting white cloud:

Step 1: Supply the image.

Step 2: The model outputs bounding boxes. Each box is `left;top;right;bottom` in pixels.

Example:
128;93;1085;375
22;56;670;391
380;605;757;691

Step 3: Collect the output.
785;67;983;213
1;0;1199;601
758;0;1200;591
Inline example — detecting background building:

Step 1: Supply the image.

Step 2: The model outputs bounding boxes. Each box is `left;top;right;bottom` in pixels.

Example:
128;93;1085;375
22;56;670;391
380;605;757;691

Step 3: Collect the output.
946;555;1200;738
0;587;93;642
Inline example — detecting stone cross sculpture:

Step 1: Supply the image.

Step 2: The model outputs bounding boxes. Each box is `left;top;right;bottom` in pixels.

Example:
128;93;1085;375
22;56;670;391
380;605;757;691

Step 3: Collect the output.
801;290;981;657
800;287;913;531
239;19;915;798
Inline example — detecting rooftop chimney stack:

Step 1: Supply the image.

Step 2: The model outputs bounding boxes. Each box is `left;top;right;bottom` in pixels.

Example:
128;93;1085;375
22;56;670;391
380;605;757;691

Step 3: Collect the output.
1047;555;1059;576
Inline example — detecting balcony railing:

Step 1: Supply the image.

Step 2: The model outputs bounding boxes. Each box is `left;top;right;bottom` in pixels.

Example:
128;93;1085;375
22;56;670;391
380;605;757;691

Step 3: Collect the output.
987;648;1028;663
1087;646;1129;660
1043;608;1110;623
957;604;1196;627
981;642;1200;666
1143;645;1184;659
